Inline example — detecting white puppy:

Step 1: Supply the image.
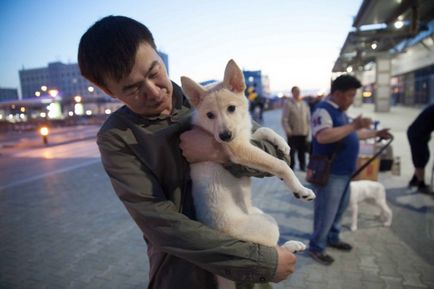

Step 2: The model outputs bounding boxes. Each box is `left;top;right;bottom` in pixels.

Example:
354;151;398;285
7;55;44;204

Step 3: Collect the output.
349;180;392;231
181;60;312;289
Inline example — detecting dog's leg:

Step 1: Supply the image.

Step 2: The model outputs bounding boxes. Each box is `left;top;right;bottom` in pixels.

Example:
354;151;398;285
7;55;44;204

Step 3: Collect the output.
282;240;306;253
374;185;393;227
350;203;358;231
249;207;264;214
226;142;315;201
225;212;280;246
251;127;290;156
376;200;393;227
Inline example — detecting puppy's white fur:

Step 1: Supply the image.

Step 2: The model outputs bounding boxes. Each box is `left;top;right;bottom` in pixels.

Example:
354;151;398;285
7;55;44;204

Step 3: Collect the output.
181;60;313;289
349;180;393;231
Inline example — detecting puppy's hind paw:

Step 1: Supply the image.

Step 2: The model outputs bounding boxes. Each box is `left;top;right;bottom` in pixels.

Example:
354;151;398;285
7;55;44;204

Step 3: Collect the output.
282;240;306;253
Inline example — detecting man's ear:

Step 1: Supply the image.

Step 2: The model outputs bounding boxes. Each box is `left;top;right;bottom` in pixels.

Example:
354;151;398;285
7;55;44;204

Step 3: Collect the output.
223;59;246;94
181;76;206;107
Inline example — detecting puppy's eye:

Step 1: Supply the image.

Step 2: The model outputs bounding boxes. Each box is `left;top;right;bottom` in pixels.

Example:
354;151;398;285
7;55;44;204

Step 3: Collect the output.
206;112;215;119
227;105;236;113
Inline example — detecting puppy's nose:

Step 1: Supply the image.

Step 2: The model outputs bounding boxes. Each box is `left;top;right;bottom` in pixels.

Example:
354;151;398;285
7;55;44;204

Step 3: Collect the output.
219;131;232;142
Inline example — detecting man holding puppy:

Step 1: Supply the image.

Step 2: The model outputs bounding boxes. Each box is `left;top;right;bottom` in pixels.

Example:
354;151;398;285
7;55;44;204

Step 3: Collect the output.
78;15;296;288
308;75;391;265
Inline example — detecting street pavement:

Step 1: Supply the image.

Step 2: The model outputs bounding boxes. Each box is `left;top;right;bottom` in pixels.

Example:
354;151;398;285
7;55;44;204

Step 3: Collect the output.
0;125;100;154
0;104;433;289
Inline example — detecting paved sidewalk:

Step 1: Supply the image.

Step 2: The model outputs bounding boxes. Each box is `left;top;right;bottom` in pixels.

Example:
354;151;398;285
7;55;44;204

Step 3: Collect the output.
0;104;433;289
0;125;100;153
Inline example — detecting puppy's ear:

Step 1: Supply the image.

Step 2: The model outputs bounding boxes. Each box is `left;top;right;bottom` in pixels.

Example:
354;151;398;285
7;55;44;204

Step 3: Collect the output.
223;59;246;94
181;76;206;107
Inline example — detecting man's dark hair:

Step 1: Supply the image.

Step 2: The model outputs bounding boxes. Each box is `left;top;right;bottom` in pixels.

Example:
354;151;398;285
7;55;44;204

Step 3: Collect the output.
291;86;299;93
78;15;156;89
331;75;361;94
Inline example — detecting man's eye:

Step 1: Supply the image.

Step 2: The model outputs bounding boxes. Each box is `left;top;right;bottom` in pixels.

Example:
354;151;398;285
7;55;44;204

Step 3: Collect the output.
227;105;236;112
206;112;215;119
148;73;157;79
126;88;139;97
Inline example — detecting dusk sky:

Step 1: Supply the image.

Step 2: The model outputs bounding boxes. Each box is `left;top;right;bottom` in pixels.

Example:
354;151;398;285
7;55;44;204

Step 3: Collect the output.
0;0;363;96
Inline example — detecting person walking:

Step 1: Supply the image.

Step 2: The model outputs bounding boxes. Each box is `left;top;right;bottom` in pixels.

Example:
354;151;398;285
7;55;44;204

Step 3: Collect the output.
281;86;310;171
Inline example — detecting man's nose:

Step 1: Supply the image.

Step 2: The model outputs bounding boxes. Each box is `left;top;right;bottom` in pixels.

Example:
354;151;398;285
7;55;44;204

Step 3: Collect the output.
143;82;161;101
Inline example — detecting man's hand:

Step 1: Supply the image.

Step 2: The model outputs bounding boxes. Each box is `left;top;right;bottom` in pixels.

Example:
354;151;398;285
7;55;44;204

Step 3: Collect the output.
375;128;392;140
272;246;296;283
352;114;372;130
180;127;230;164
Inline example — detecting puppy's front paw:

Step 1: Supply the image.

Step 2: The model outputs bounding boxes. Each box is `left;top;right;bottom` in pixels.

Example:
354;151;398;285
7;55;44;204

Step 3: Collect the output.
293;187;316;201
351;225;357;231
276;139;290;156
282;240;306;253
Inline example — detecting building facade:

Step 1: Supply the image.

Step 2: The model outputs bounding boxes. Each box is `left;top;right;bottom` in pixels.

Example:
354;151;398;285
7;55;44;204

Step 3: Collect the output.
19;50;169;101
19;62;108;101
0;88;19;102
245;70;271;98
332;0;434;111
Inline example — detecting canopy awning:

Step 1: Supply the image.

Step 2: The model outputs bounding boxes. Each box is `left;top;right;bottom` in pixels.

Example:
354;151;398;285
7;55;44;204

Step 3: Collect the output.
332;0;434;73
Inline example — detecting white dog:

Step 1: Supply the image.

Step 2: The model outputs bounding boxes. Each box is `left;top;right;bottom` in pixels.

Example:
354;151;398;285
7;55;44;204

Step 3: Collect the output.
181;59;315;289
349;180;393;231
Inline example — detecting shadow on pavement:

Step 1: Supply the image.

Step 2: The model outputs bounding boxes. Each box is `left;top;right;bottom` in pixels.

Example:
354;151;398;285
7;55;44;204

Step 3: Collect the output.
386;187;434;265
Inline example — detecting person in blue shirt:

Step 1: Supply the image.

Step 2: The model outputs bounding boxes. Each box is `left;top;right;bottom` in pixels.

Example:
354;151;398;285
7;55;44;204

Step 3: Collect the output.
308;75;390;265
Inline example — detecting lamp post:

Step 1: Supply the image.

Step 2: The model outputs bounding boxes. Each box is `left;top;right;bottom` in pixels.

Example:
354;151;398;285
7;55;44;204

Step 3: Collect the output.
39;126;49;145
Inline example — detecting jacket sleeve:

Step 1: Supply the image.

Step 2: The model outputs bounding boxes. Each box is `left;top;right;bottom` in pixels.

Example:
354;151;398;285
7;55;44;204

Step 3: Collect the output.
306;102;311;135
97;132;278;283
281;102;292;136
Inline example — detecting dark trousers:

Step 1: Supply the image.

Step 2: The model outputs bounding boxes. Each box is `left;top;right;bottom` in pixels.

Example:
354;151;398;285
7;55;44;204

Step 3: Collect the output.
407;125;431;168
287;135;307;170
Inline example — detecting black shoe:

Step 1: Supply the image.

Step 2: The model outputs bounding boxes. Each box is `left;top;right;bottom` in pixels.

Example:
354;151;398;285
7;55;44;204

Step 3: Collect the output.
409;175;418;187
328;241;352;251
417;183;434;195
309;251;334;265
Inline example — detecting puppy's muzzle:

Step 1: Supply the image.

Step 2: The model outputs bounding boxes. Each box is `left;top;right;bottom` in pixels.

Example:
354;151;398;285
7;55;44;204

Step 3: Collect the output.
219;131;233;142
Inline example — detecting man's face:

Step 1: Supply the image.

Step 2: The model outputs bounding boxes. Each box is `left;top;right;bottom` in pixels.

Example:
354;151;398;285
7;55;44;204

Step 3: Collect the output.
104;42;173;116
292;87;300;99
336;88;357;111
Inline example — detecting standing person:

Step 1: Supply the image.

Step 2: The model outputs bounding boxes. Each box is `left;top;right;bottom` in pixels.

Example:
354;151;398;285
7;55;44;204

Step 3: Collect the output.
308;75;390;265
281;86;310;171
407;104;434;195
78;15;296;289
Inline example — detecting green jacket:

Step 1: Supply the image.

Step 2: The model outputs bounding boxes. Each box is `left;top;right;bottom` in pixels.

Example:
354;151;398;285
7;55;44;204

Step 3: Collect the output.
97;83;284;289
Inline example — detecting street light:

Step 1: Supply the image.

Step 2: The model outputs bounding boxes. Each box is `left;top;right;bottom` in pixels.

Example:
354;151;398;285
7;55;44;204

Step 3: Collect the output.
74;95;84;116
74;95;82;103
394;20;404;29
48;89;59;97
39;126;49;145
